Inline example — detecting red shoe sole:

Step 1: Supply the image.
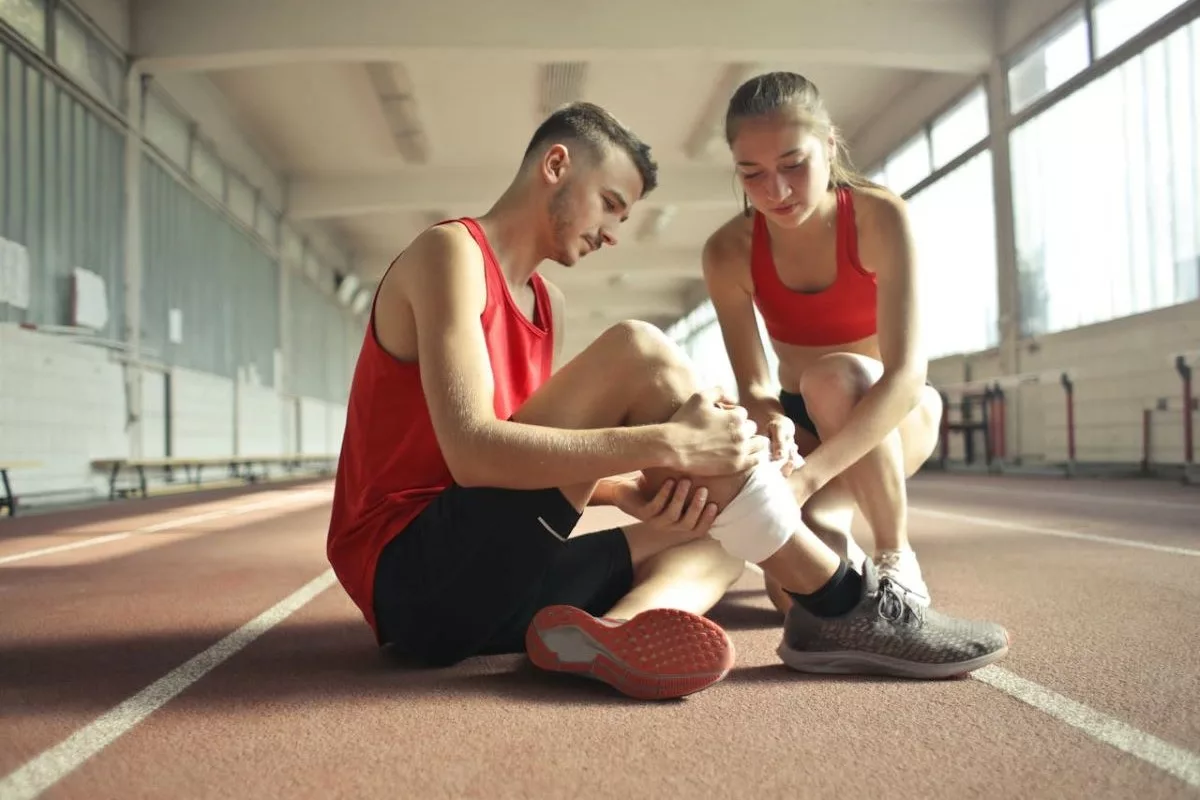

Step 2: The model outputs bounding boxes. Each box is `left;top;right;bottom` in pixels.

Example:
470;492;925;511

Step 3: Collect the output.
525;605;735;700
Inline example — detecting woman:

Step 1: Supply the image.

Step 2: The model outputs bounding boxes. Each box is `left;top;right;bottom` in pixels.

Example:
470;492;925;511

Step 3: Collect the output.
701;71;943;610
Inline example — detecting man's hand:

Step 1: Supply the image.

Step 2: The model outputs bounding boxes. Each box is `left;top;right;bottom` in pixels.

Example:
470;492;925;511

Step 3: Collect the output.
665;387;770;475
608;473;718;535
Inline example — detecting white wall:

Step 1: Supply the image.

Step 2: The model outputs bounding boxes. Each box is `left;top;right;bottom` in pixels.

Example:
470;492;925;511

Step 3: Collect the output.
0;325;126;499
0;326;345;507
932;300;1200;467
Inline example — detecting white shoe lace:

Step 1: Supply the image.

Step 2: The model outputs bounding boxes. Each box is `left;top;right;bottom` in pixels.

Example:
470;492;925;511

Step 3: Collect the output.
875;549;930;601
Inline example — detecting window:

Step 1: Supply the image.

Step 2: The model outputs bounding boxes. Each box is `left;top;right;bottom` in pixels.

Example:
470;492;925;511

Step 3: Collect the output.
227;173;256;228
1008;9;1091;112
281;226;304;270
1010;17;1200;336
256;203;279;246
54;6;122;109
906;151;1000;358
930;86;989;168
191;141;225;200
883;133;932;195
0;0;45;51
144;90;191;168
1093;0;1190;56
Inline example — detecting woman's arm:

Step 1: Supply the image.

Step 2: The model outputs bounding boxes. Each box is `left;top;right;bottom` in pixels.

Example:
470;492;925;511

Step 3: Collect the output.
701;227;776;415
701;225;796;465
800;191;928;488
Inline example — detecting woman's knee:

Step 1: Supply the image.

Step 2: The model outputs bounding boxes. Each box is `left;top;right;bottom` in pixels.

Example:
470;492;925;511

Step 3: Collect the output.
798;353;877;430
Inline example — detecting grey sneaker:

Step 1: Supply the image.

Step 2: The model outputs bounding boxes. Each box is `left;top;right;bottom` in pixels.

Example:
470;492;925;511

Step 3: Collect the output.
777;561;1009;679
875;548;932;607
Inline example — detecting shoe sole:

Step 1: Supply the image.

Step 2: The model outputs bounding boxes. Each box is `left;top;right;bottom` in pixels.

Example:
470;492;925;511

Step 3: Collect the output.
776;643;1009;680
525;605;735;700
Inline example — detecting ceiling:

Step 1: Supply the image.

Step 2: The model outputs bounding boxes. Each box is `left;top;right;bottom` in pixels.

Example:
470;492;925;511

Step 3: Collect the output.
129;0;998;357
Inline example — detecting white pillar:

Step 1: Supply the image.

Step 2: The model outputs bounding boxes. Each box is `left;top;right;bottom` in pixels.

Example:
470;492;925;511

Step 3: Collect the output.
123;64;147;459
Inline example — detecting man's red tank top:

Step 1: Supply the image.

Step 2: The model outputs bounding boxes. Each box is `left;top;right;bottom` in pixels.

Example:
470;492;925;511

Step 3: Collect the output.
750;186;877;347
326;218;555;638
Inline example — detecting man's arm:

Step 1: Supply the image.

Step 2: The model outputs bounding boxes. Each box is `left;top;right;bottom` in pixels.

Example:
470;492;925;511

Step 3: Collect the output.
402;225;678;490
541;274;618;505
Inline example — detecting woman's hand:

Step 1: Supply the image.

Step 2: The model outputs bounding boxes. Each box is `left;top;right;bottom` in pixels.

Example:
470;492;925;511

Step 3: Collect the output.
762;412;804;477
607;474;718;536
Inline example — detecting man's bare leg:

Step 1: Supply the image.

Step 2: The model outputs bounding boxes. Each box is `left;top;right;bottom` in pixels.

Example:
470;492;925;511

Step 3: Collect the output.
517;321;1010;685
512;320;840;616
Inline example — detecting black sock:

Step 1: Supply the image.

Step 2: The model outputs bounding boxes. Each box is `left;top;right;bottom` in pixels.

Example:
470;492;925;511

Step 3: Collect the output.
787;560;863;618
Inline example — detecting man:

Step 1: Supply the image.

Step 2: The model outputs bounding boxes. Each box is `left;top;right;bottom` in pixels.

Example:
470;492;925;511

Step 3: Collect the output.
327;102;1010;701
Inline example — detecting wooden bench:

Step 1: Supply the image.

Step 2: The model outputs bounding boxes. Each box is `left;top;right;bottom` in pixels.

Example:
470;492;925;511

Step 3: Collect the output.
0;460;42;517
91;454;338;500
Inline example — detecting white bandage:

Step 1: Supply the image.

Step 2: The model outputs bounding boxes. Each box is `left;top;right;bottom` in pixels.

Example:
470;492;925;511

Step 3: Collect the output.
706;461;799;564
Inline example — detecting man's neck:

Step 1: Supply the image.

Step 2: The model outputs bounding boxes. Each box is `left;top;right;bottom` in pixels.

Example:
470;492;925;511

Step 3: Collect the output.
475;193;547;288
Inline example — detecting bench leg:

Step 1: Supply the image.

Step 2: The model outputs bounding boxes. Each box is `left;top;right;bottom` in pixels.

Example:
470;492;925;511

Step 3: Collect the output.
1;468;15;517
137;465;148;499
109;463;121;501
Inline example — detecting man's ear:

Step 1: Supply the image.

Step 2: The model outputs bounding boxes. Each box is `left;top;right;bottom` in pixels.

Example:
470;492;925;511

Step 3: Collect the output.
541;143;570;185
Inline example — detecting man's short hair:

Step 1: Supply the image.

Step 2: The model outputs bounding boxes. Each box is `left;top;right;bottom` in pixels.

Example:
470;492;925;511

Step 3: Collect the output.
522;102;658;195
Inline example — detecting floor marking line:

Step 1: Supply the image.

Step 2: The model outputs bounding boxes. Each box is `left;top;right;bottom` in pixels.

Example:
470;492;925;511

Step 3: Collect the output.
916;480;1200;511
0;491;330;567
0;569;336;800
911;507;1200;557
972;666;1200;788
0;534;134;566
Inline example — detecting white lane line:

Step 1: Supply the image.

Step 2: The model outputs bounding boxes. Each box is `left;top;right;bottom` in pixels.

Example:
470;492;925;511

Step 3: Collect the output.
911;507;1200;558
915;480;1200;511
973;666;1200;789
0;569;337;800
0;490;330;567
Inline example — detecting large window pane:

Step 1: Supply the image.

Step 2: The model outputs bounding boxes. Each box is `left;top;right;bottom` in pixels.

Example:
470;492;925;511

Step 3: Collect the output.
1008;9;1091;112
930;86;988;168
1093;0;1190;56
906;151;1000;358
144;90;191;168
0;0;45;51
1011;18;1200;336
883;133;932;194
54;7;122;109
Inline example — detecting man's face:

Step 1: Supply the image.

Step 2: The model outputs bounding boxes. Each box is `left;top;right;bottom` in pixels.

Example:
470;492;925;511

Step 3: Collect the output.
543;144;644;267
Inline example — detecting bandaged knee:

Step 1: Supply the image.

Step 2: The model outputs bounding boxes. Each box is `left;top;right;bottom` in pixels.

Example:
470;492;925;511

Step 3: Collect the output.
706;461;799;564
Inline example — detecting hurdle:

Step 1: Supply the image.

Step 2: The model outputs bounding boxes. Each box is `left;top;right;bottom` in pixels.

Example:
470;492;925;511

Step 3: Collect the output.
1144;350;1199;484
935;370;1070;474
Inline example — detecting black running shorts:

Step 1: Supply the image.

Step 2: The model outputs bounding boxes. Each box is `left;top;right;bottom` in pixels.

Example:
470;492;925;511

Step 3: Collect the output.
373;482;634;667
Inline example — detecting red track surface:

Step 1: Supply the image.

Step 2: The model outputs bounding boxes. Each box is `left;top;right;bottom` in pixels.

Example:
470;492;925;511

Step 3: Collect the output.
1;473;1198;799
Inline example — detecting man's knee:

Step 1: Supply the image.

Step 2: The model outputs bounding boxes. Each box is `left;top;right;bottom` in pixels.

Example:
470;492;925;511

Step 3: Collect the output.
798;353;876;430
599;320;684;365
600;319;695;394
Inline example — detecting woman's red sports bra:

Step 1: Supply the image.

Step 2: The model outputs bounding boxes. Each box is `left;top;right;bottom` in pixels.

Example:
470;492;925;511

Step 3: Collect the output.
749;186;877;347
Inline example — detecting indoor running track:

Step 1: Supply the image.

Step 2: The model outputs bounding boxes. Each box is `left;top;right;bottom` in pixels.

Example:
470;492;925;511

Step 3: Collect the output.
1;473;1198;799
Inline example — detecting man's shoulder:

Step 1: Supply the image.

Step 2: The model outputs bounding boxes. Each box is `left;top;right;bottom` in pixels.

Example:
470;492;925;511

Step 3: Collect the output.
381;222;486;297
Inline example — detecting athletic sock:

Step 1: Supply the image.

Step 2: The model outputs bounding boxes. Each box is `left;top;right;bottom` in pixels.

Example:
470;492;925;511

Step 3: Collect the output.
787;559;863;618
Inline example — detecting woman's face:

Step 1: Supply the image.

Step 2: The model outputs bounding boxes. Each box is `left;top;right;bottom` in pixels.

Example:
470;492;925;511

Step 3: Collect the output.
730;109;832;227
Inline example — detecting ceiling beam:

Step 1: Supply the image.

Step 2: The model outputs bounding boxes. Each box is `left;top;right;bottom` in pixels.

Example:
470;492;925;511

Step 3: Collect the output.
291;165;739;220
133;0;992;74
